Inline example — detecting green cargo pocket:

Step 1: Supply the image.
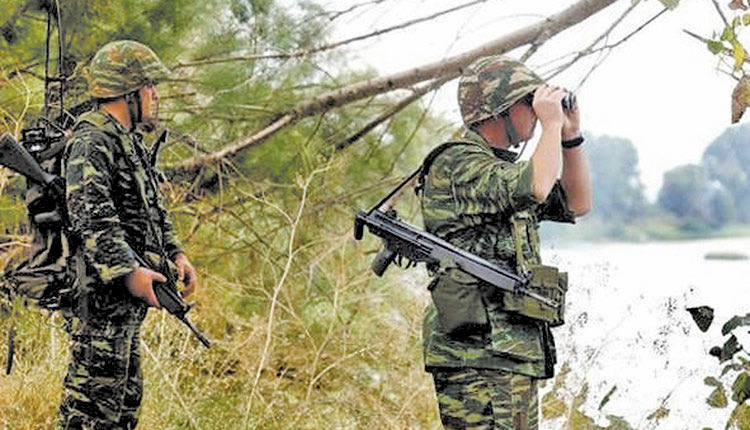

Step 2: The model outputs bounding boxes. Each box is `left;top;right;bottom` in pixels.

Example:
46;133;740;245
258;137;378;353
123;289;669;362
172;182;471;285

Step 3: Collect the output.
429;267;490;337
499;265;566;326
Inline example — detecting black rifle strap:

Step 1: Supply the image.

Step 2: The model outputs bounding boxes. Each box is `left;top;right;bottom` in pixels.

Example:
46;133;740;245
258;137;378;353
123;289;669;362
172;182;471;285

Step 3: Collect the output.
415;141;470;196
369;141;471;213
367;168;421;214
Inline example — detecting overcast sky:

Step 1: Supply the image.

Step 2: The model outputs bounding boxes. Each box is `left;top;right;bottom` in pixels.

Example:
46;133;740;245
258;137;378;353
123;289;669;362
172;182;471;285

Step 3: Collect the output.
322;0;741;199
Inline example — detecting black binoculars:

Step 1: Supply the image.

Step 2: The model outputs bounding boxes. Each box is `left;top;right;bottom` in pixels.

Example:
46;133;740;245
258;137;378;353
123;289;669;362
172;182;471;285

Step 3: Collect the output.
523;91;576;113
561;92;576;113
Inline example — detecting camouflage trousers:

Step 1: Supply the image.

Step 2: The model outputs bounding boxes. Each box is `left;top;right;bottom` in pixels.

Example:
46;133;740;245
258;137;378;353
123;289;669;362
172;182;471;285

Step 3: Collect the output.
430;367;539;430
57;302;148;430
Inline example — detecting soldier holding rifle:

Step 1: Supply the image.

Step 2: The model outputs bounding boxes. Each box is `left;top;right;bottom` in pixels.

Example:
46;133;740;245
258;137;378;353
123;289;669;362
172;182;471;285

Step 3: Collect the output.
57;40;200;429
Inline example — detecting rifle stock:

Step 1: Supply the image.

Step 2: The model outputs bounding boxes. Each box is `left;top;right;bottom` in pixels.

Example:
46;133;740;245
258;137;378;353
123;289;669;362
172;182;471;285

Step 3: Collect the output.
354;209;559;308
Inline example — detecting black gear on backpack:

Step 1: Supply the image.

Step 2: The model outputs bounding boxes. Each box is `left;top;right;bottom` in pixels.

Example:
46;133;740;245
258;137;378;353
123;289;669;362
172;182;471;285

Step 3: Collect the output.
1;129;76;311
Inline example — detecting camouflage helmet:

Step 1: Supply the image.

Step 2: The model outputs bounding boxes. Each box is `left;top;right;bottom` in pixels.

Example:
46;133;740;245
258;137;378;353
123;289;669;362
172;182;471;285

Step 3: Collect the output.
84;40;171;98
458;55;544;126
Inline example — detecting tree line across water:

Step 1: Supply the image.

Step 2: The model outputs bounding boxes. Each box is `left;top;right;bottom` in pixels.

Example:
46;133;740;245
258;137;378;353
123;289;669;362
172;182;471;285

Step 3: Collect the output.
578;123;750;239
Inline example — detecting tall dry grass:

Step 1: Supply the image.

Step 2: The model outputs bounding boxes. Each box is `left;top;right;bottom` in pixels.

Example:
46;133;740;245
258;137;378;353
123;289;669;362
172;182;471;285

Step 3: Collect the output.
0;161;444;429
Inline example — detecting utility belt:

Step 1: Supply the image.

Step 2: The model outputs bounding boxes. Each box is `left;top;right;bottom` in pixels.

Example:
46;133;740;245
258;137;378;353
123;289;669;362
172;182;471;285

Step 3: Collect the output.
429;263;567;335
429;212;567;335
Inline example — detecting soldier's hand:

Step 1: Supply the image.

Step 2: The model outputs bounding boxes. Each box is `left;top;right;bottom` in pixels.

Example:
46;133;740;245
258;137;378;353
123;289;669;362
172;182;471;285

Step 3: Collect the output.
532;85;566;128
175;254;199;298
126;266;165;308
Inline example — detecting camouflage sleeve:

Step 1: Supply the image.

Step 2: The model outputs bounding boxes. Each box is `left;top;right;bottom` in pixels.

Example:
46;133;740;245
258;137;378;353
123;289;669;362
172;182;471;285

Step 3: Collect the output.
65;131;137;284
437;144;537;217
536;181;575;223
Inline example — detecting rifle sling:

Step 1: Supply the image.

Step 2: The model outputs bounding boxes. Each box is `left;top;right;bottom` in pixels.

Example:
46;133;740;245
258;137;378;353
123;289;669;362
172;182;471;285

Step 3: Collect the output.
369;141;470;213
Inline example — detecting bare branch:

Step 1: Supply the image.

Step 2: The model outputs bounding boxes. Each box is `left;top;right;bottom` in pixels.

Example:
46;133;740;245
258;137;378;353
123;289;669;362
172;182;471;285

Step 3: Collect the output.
174;0;491;68
712;0;730;27
307;0;491;55
602;7;667;50
322;0;389;22
335;77;451;151
683;28;713;44
545;2;638;80
168;0;621;180
542;5;667;87
570;7;669;89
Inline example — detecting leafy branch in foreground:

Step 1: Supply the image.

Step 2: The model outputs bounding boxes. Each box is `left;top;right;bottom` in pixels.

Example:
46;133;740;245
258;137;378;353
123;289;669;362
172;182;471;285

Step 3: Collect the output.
684;0;750;123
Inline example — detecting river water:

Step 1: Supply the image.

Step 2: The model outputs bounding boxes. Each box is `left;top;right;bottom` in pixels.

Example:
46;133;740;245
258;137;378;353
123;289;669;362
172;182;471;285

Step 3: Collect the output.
541;237;750;429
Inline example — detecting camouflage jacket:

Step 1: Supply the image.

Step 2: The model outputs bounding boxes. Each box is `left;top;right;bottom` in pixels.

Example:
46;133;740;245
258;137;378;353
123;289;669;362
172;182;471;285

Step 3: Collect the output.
65;111;180;315
420;130;574;378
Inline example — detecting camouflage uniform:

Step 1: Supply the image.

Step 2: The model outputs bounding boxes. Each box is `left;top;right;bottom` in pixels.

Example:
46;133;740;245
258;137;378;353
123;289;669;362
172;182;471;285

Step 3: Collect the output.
421;56;575;429
58;41;180;430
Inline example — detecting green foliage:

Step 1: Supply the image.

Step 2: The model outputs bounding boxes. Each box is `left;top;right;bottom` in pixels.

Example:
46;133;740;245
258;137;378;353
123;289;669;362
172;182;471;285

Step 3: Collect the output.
540;361;635;429
0;2;460;428
646;406;669;422
730;403;750;428
707;386;729;408
723;314;750;335
599;385;617;410
698;313;750;428
704;2;750;75
708;40;725;55
704;385;730;417
733;372;750;403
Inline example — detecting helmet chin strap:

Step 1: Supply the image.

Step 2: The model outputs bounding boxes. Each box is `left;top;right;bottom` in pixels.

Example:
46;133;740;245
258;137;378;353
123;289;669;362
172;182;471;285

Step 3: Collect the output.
124;90;143;132
499;111;523;148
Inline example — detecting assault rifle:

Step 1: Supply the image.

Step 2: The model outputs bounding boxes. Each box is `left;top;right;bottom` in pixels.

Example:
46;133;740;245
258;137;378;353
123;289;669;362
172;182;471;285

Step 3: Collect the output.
151;265;211;348
0;133;211;348
353;174;559;308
